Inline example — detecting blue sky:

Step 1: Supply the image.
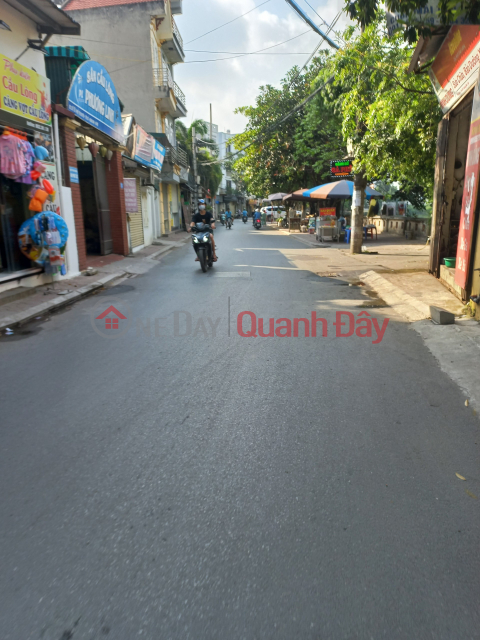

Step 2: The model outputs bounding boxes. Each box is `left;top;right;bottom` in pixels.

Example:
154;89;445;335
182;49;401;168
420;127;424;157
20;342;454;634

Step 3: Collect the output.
174;0;351;134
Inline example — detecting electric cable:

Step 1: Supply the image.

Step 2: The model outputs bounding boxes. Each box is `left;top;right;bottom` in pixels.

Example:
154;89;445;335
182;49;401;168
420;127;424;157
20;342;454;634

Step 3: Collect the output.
198;75;335;165
185;0;272;45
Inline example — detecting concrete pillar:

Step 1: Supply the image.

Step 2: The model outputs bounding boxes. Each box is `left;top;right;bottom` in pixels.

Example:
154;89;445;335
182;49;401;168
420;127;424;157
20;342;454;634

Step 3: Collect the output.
59;121;87;272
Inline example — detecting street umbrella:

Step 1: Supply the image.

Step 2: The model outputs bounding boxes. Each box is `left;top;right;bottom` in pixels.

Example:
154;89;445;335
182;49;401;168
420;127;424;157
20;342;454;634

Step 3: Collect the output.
302;180;382;200
282;189;311;202
268;192;288;201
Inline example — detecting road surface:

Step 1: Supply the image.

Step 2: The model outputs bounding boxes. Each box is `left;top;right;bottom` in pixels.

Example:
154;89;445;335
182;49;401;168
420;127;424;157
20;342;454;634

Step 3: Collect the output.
1;222;479;639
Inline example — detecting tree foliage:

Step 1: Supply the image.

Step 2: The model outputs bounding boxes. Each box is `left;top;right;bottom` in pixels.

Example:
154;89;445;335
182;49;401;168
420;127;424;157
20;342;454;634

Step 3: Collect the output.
346;0;480;42
233;15;440;202
233;54;344;197
325;16;441;195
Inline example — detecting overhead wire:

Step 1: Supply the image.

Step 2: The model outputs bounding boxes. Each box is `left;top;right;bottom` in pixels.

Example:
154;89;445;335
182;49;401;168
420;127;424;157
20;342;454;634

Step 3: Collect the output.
185;0;272;44
198;75;335;165
183;29;313;63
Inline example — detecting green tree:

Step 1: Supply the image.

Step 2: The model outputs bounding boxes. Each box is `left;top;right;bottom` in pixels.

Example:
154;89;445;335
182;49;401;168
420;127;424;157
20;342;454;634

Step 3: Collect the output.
323;16;440;196
233;54;343;196
176;120;223;197
346;0;480;41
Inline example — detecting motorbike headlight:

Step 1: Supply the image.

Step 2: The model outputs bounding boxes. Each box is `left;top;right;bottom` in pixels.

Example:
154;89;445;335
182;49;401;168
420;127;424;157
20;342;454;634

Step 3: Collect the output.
203;235;209;242
193;236;199;243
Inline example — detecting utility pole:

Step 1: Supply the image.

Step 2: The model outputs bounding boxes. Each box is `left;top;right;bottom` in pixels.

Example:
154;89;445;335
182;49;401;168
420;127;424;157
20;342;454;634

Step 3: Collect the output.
192;126;198;213
351;172;367;254
210;103;214;216
351;23;367;255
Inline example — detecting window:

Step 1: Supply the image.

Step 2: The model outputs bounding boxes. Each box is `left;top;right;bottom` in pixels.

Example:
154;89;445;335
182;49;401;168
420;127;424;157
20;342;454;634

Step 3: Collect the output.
226;144;231;154
226;180;232;191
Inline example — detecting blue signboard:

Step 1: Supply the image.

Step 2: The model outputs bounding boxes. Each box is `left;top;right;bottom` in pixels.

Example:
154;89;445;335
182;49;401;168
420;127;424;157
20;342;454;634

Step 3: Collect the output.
67;61;124;143
132;125;165;172
151;139;166;172
69;166;79;183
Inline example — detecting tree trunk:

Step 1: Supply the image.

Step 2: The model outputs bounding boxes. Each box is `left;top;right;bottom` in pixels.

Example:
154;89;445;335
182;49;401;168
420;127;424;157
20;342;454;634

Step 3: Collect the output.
351;171;367;254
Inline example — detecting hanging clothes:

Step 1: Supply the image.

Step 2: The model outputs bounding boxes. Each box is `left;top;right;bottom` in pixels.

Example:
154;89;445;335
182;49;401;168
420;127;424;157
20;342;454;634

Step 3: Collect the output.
0;133;27;179
18;140;35;184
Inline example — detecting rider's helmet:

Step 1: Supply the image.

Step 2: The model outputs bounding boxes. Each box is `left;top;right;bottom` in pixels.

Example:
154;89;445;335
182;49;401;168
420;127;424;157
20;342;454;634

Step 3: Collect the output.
198;199;205;204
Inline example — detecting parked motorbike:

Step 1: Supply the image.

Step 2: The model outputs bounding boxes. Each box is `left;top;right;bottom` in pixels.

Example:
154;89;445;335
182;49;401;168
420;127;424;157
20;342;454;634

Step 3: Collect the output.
191;223;214;273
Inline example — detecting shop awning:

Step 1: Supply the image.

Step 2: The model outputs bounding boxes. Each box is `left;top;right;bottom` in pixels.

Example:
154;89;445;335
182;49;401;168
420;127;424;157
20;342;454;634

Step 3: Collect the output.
45;46;90;61
6;0;81;35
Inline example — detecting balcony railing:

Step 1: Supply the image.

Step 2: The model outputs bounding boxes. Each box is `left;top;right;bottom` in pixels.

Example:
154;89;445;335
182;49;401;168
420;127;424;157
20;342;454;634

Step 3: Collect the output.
153;67;173;89
166;145;188;167
173;81;186;110
172;17;184;53
153;68;186;111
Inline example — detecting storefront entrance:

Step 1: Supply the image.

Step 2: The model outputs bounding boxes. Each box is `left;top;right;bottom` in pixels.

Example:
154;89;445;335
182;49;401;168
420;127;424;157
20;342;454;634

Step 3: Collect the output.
0;176;33;273
78;155;112;255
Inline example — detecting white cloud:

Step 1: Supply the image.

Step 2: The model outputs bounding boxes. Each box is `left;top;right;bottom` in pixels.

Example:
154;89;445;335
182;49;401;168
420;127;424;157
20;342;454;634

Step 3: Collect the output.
174;0;351;134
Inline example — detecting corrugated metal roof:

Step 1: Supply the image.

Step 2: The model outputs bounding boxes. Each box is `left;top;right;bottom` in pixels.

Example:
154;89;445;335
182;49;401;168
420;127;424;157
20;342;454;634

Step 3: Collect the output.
6;0;80;34
64;0;156;10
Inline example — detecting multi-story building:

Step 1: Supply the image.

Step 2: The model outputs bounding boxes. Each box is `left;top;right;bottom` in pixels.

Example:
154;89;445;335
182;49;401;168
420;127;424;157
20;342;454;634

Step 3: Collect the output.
58;0;188;234
216;129;245;215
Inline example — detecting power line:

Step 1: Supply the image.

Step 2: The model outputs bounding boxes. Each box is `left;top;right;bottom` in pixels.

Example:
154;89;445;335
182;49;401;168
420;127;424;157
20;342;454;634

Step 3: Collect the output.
284;0;339;49
185;0;272;45
183;28;320;64
287;11;341;88
186;50;314;55
199;75;335;165
183;52;316;63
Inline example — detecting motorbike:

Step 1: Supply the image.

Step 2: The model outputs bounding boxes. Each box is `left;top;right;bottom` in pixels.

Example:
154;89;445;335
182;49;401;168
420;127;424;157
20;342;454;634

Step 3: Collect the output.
220;213;226;226
226;217;232;229
254;218;261;230
242;216;248;224
191;222;214;272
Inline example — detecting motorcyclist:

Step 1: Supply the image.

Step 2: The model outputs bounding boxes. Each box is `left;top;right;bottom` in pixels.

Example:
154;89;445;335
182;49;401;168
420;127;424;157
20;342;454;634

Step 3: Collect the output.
190;199;217;261
242;209;248;221
253;209;261;225
225;208;233;226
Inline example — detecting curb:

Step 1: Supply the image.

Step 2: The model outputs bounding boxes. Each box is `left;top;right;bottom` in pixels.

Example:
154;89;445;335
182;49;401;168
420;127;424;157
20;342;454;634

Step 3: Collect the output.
0;272;123;332
360;270;431;322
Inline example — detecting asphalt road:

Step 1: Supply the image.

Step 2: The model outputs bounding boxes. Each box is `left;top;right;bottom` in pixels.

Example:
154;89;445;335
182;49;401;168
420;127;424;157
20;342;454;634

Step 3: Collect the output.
1;221;479;640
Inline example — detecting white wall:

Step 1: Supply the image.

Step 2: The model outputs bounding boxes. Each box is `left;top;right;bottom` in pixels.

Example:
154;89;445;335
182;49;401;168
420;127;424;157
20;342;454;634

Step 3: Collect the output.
0;1;47;72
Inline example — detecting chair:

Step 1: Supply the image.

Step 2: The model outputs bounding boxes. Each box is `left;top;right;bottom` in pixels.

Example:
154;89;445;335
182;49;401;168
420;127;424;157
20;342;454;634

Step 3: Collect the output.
365;225;377;240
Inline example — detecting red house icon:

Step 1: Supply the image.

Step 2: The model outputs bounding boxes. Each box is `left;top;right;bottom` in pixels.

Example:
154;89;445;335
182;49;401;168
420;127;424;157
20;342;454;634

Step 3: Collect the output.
95;305;127;329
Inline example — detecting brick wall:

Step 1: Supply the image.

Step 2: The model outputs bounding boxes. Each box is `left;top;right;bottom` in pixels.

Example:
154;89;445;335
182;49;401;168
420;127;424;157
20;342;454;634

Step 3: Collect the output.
60;125;87;271
106;151;129;256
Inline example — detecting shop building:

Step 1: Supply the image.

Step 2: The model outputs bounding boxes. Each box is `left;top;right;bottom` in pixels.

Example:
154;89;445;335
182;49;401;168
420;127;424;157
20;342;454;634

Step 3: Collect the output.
45;50;129;270
411;26;480;317
53;0;189;236
122;116;166;252
0;0;80;290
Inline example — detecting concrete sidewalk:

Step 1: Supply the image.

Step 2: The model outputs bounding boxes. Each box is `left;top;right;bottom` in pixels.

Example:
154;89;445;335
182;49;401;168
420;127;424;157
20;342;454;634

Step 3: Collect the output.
279;229;465;319
0;235;190;333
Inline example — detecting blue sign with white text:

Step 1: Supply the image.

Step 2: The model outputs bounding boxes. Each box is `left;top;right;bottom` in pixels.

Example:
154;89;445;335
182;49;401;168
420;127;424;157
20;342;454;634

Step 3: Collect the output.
69;166;79;184
67;61;124;143
151;140;166;172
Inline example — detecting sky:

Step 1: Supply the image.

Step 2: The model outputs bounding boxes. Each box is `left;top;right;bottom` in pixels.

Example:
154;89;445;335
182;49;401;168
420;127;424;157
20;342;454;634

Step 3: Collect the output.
174;0;351;135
